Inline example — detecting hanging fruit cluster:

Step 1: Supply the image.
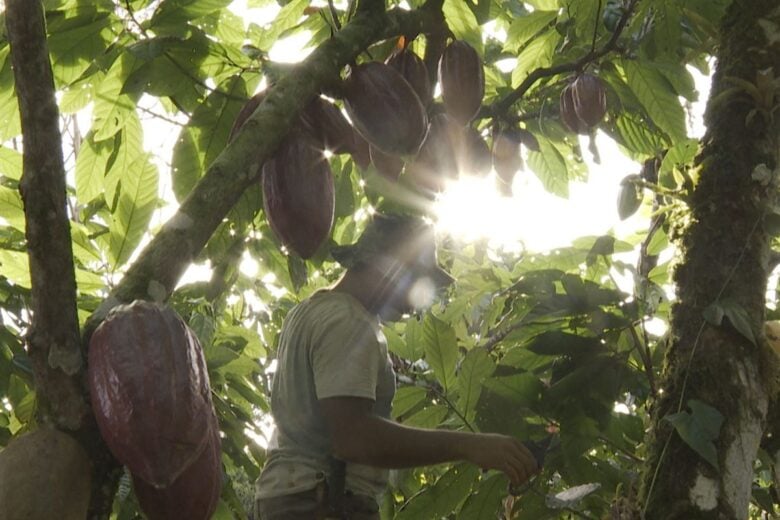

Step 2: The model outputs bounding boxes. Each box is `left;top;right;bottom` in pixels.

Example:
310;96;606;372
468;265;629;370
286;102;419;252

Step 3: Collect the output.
559;73;608;134
87;301;221;520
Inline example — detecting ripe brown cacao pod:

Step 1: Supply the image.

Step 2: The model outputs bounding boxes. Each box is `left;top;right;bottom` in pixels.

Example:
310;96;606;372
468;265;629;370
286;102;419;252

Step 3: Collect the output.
349;131;371;171
438;41;485;126
263;133;335;258
370;144;404;181
299;96;355;154
0;428;92;520
571;74;607;127
492;130;525;196
343;62;428;156
559;84;589;135
386;48;432;106
88;301;215;488
406;113;461;193
459;127;492;177
134;423;222;520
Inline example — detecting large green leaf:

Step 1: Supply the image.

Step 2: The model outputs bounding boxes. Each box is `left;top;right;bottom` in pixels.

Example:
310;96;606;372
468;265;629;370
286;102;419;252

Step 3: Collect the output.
92;52;140;141
150;0;234;27
75;131;113;205
458;473;506;519
526;137;569;197
422;314;459;393
504;11;558;53
621;59;687;143
664;399;724;470
255;0;309;51
443;0;483;54
457;348;495;422
107;155;159;268
0;147;22;181
0;187;24;232
482;373;542;407
47;13;119;86
396;463;480;519
104;112;144;206
512;29;559;89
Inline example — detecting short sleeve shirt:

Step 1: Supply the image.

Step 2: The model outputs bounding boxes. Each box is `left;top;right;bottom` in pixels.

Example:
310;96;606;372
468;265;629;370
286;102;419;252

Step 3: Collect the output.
255;290;396;501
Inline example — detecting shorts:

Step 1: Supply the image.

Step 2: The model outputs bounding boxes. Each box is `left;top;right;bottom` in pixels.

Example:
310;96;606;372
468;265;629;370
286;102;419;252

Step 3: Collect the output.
255;485;380;520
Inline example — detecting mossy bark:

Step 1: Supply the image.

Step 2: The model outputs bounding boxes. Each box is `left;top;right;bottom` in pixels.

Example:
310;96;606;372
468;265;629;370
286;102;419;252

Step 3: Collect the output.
638;1;780;518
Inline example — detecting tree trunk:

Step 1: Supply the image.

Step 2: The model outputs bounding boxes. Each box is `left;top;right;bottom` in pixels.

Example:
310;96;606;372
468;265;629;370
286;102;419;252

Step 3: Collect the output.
638;1;780;518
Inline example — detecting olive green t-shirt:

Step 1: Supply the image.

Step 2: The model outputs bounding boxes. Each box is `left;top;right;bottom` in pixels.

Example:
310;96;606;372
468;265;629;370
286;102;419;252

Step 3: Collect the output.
255;290;396;501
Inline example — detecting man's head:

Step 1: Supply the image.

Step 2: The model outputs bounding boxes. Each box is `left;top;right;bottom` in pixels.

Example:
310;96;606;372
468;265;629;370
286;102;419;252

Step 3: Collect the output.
332;213;454;321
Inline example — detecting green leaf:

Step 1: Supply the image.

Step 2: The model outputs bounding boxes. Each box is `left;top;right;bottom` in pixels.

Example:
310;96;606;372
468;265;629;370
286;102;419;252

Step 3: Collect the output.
458;473;506;519
664;399;724;470
609;111;667;157
720;298;757;345
150;0;234;27
511;29;559;89
422;314;459;393
0;84;21;142
525;0;558;9
617;175;643;220
392;385;427;419
504;11;558;53
526;136;569;197
0;250;30;287
402;404;448;428
396;463;480;519
172;126;203;202
443;0;484;54
386;326;422;362
622;59;687;143
108;155;159;268
659;138;698;187
255;0;309;51
482;373;542;406
104;112;143;206
75;131;112;204
0;186;24;232
48;14;118;86
0;147;22;180
526;331;601;357
457;349;495;422
92;52;139;141
702;302;724;326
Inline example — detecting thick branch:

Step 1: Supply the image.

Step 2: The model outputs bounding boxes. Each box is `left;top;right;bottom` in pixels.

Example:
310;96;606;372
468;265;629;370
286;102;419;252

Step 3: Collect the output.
489;0;639;118
6;0;87;429
93;7;441;316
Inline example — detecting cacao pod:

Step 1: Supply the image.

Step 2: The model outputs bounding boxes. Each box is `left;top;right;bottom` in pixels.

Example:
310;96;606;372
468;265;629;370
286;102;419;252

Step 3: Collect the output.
438;41;485;126
571;74;607;127
263;133;335;258
134;423;222;520
370;144;404;181
0;428;92;520
386;48;432;106
88;301;215;488
406;113;461;193
559;83;589;135
228;92;267;143
492;130;523;195
459;127;492;177
617;174;642;220
343;62;428;156
349;131;372;171
300;96;355;154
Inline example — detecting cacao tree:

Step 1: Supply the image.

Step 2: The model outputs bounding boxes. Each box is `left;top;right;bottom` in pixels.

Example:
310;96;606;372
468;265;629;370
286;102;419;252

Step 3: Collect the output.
0;0;778;519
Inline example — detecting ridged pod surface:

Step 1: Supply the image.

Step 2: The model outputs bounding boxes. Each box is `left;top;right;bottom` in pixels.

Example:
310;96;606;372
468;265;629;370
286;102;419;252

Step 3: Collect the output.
88;301;215;488
370;144;404;181
343;62;428;156
386;48;432;106
406;113;461;193
571;74;607;127
438;41;485;126
299;96;356;154
559;84;589;135
263;133;335;258
134;423;222;520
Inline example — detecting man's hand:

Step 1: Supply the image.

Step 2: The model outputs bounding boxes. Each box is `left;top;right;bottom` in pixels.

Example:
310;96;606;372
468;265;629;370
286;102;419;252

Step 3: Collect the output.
461;433;539;487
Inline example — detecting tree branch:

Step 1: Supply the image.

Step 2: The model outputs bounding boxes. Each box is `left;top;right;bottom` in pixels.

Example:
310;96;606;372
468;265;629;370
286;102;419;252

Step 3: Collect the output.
489;0;640;118
89;7;442;321
6;0;87;429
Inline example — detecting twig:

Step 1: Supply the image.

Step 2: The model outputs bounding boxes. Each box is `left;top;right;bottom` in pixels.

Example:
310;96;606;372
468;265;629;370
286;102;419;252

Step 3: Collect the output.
430;385;476;432
327;0;342;31
490;0;640;117
590;0;603;54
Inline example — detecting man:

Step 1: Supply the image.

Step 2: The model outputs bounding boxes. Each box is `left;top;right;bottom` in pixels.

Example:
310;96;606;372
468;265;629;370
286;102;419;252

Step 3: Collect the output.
255;213;538;519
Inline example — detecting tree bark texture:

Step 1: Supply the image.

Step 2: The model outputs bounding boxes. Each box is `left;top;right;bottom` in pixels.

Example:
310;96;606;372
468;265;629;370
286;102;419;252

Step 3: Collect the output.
639;1;780;518
100;6;441;315
6;0;86;430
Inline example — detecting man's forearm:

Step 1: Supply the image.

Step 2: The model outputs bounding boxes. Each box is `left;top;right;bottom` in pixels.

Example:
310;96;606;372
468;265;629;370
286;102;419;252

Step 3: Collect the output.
334;414;478;468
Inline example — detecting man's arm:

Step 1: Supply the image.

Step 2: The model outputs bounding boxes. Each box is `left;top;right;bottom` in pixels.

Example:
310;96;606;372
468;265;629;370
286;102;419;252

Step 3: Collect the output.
319;396;538;486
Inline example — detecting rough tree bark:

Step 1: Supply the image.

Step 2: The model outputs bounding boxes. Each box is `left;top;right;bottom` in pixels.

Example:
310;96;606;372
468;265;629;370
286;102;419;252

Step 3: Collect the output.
5;1;444;518
638;1;780;518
